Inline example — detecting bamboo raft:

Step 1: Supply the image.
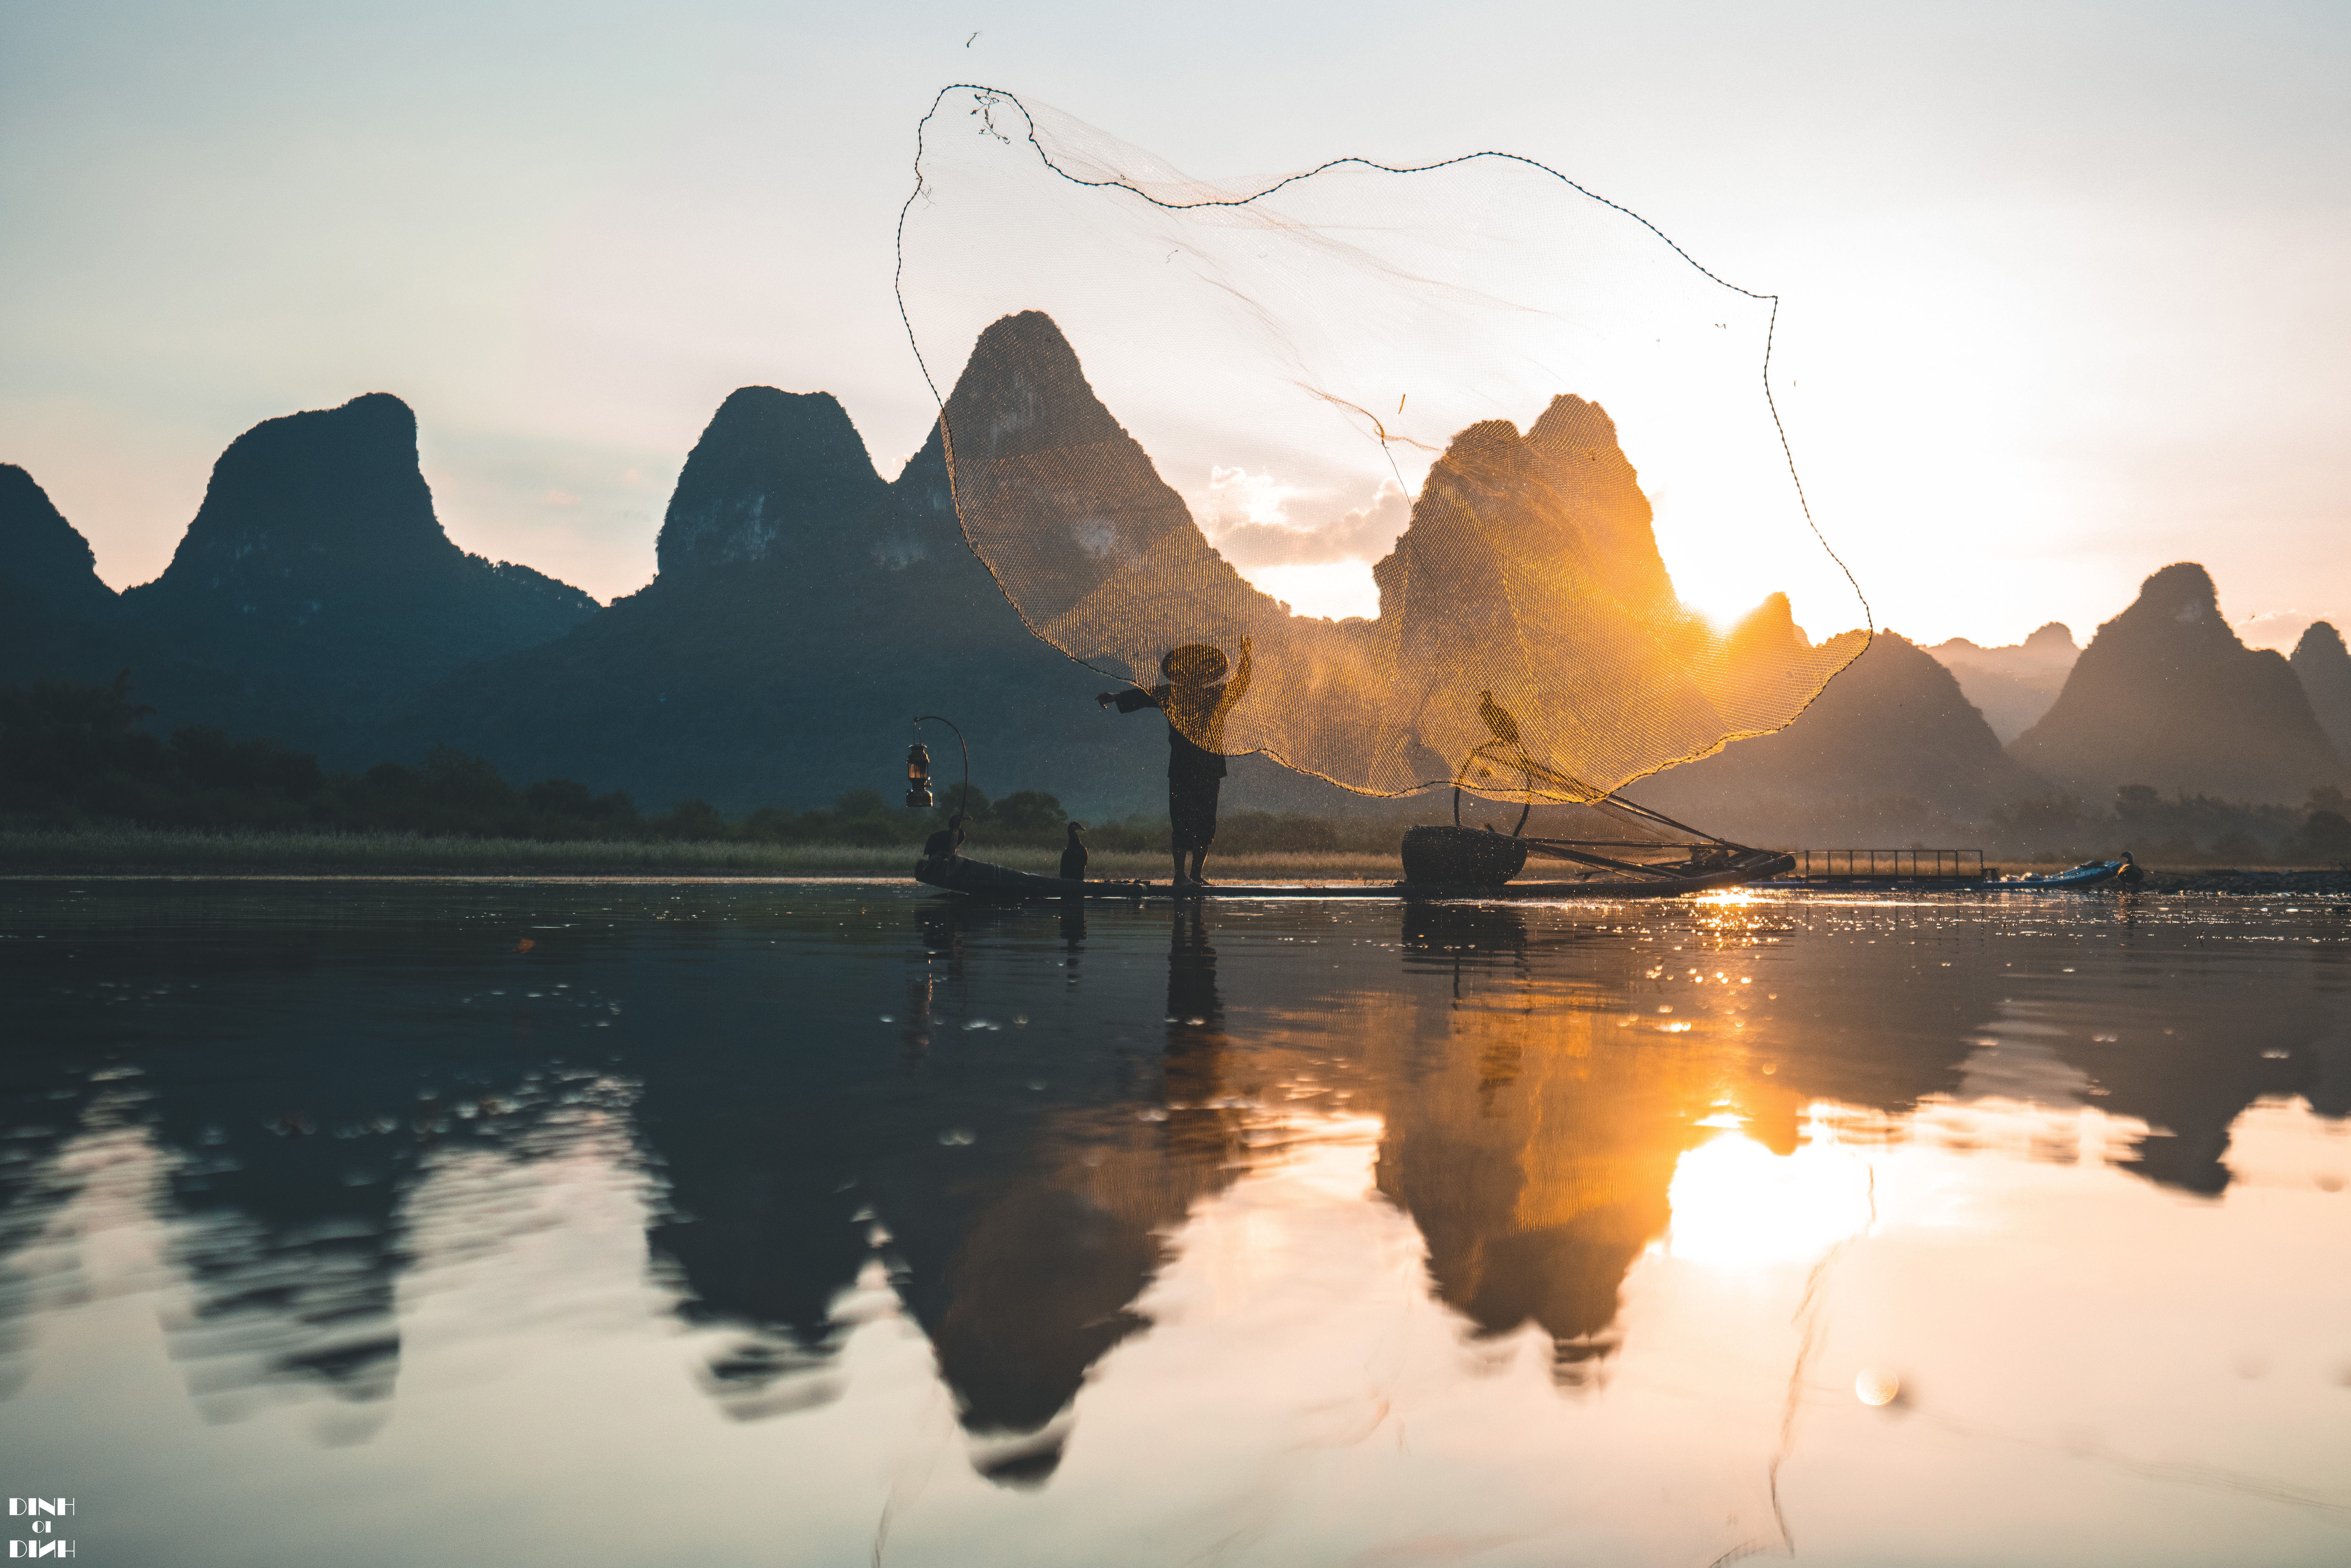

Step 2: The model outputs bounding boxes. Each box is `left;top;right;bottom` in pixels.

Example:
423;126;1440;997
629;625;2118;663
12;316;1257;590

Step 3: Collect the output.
914;837;1795;903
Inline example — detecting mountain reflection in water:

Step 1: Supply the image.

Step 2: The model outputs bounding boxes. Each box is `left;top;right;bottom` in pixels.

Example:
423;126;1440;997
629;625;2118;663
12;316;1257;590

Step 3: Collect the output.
1;882;2347;1567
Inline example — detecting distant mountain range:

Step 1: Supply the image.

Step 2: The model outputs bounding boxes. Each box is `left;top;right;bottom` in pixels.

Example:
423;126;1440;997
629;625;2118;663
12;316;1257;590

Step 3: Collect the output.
1925;623;2078;743
5;322;2345;830
1627;628;2046;844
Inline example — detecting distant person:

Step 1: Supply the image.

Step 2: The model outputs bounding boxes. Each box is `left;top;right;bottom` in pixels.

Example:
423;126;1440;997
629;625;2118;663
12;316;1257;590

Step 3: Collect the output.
921;811;967;870
1060;821;1089;882
1101;637;1253;887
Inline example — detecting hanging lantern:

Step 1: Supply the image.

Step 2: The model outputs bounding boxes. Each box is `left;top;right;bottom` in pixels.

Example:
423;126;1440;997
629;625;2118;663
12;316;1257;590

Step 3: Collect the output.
905;741;934;808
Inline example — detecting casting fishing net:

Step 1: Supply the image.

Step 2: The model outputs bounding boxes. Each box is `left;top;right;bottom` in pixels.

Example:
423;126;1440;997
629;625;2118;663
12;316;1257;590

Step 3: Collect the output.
896;87;1870;806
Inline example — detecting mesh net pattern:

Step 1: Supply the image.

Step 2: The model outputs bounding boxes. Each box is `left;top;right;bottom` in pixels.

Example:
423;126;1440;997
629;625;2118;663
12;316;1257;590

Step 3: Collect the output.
898;87;1869;805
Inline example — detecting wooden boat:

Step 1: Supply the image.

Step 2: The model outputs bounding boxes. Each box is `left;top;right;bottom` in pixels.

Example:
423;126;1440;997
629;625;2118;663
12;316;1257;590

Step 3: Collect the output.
914;843;1795;902
1998;859;2142;889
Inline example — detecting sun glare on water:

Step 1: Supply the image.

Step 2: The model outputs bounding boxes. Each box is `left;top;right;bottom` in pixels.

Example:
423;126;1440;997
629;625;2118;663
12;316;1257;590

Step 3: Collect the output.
1664;1124;1874;1269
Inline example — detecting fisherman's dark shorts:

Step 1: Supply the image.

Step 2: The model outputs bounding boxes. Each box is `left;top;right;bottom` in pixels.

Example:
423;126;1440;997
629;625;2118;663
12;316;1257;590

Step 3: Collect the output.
1169;775;1221;851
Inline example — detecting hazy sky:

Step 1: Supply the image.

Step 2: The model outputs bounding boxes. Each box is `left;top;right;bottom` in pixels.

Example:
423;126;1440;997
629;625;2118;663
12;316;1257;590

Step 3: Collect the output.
3;1;2345;648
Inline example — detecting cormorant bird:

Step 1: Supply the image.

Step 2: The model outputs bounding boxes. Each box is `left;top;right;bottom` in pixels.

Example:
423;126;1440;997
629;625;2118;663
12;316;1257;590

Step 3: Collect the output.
922;811;966;864
1478;690;1521;747
1059;822;1089;882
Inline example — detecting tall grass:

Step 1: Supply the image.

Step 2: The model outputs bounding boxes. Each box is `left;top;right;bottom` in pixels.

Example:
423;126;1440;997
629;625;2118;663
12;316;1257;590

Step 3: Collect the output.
0;827;1405;880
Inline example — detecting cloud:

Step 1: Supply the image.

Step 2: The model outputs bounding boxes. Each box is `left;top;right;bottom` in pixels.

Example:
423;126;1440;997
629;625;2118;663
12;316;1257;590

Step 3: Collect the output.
1200;469;1411;568
2235;608;2317;653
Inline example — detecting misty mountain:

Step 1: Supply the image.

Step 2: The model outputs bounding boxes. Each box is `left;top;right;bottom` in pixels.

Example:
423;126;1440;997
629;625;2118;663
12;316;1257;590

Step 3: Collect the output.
2009;563;2341;804
2291;622;2351;757
1626;627;2046;842
1926;622;2078;743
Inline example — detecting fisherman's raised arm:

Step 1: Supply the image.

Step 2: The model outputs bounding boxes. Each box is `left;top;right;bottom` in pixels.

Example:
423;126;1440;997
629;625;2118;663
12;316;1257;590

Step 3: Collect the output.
1217;635;1255;716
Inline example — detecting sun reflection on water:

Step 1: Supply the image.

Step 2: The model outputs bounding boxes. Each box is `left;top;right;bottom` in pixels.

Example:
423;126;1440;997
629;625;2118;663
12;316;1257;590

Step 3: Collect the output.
1664;1121;1875;1268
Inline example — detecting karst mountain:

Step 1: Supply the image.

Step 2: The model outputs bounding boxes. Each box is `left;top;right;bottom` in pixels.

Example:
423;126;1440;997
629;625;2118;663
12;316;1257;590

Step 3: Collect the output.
2290;622;2351;758
2;395;601;763
2009;563;2341;804
1;463;122;681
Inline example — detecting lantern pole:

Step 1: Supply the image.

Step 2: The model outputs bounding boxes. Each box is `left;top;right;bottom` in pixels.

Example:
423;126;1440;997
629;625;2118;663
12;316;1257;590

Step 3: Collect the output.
912;715;971;820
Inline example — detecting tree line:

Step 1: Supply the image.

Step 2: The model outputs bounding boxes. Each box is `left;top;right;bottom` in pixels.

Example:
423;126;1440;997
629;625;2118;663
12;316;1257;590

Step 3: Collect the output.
1988;783;2351;865
22;672;2341;864
0;673;1397;852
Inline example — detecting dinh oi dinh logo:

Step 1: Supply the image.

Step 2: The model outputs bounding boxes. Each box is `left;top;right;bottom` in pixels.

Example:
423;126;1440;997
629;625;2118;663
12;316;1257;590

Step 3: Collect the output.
7;1499;74;1558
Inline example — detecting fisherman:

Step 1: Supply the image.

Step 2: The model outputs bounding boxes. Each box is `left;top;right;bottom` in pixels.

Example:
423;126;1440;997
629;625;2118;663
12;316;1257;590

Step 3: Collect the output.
920;810;967;873
1060;821;1089;882
1100;637;1253;887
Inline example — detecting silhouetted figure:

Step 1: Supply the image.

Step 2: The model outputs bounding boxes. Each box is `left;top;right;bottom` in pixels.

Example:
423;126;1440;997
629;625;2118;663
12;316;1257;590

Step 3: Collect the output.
1453;686;1596;805
1100;638;1253;887
922;811;967;869
1478;688;1521;747
1059;821;1088;882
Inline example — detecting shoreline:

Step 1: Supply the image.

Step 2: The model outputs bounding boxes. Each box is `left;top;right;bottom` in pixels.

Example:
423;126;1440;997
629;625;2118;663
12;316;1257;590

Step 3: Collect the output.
3;833;2344;894
0;830;1404;883
4;866;2347;896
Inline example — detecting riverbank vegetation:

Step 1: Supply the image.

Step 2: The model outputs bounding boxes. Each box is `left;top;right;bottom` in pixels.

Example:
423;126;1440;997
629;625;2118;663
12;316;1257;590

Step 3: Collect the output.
8;675;2349;873
0;827;1405;880
0;674;1402;873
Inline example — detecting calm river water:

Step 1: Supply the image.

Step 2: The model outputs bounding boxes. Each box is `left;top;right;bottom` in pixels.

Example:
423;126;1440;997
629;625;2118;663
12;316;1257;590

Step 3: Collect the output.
1;879;2347;1566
